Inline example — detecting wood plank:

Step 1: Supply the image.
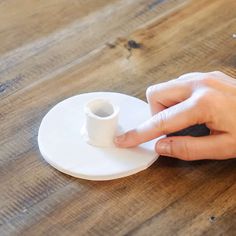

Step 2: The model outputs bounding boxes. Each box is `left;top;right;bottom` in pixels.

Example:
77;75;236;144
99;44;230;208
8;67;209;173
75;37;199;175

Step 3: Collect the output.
0;0;189;99
0;0;119;54
128;161;236;235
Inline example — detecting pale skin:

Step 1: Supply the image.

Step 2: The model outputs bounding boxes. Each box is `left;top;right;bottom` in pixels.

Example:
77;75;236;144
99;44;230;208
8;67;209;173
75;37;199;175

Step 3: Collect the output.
115;71;236;160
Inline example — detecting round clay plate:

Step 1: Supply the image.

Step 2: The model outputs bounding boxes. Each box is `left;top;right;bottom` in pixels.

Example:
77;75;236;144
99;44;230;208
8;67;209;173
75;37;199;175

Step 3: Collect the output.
38;92;159;181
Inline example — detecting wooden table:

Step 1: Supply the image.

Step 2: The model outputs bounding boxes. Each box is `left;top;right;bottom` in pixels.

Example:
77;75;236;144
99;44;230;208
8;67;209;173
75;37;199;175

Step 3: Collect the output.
0;0;236;235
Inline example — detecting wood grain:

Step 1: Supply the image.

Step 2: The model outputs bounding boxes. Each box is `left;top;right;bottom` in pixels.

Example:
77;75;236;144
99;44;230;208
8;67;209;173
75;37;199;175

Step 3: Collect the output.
0;0;236;235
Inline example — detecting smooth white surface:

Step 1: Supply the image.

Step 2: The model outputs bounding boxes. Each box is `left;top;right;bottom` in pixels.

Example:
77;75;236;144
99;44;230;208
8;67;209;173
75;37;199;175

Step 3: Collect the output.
38;92;159;181
82;98;119;147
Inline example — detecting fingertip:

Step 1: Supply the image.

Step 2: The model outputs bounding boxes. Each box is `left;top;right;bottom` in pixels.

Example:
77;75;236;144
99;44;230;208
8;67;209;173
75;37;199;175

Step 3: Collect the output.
114;134;126;147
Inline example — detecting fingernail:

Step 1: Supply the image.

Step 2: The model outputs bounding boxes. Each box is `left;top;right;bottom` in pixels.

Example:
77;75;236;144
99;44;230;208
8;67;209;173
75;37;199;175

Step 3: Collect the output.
157;141;171;155
114;134;126;144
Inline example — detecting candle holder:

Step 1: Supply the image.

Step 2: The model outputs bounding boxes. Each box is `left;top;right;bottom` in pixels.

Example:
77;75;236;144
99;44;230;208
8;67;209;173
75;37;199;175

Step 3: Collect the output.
82;98;119;147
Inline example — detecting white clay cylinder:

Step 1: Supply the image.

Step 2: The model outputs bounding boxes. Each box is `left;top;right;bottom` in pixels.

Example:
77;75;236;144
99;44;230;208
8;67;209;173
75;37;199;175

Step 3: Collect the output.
82;98;119;147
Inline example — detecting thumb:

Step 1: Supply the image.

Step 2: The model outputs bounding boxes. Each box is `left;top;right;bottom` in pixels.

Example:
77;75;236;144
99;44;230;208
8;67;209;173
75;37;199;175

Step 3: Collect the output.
156;134;233;160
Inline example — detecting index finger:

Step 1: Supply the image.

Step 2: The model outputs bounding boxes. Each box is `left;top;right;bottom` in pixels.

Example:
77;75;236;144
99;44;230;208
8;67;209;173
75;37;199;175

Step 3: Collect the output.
115;97;203;148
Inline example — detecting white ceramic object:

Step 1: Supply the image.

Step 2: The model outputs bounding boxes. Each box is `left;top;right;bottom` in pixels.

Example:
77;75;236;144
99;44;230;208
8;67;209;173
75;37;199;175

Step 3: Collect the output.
82;98;120;147
38;92;159;181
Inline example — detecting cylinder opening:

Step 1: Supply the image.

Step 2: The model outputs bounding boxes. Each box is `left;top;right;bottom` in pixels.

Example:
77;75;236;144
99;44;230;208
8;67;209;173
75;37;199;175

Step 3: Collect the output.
87;99;115;118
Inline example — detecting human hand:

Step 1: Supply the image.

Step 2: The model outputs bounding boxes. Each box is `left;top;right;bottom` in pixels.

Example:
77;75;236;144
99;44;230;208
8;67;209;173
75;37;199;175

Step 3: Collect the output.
115;71;236;160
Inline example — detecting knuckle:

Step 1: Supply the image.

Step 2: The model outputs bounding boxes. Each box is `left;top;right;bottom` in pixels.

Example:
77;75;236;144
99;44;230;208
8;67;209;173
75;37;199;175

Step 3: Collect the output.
146;83;166;102
193;88;214;108
192;94;210;123
193;92;207;110
193;89;218;124
126;130;141;146
177;72;201;81
198;72;222;88
151;111;168;135
209;70;224;77
146;85;155;101
146;85;157;102
177;73;192;81
199;75;216;87
194;87;219;109
181;141;191;161
167;139;191;160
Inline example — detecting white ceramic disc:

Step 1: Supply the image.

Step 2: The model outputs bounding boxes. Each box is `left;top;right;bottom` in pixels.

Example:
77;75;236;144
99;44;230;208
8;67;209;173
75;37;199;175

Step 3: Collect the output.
38;92;159;180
